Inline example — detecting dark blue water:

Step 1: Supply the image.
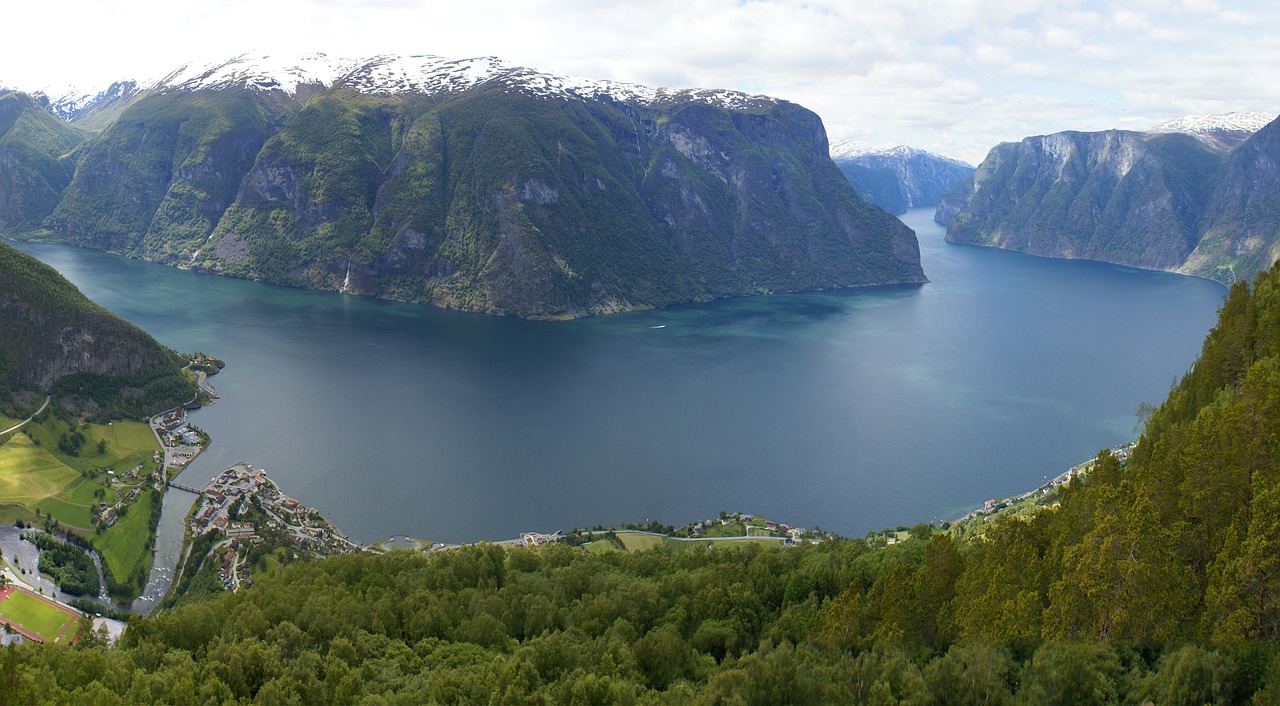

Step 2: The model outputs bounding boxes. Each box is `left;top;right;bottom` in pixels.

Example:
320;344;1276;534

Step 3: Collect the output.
8;209;1226;543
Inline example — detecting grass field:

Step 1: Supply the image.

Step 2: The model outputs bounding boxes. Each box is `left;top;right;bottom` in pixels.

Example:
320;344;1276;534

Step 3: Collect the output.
612;531;786;553
95;490;153;581
615;532;670;552
26;418;159;477
0;435;79;506
0;588;80;644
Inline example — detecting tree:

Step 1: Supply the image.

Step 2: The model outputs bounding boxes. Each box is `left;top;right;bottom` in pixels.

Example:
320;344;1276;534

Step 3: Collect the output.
1045;489;1194;645
1205;485;1280;641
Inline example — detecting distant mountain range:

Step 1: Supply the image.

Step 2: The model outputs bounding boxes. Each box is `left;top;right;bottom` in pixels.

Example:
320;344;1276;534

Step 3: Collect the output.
828;141;973;215
937;112;1280;285
0;52;925;319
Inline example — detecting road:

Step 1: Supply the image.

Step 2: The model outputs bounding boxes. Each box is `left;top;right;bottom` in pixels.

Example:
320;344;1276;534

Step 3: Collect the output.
0;395;51;436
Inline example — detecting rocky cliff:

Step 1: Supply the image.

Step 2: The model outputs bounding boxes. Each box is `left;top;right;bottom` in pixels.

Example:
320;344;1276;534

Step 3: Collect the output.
938;114;1280;284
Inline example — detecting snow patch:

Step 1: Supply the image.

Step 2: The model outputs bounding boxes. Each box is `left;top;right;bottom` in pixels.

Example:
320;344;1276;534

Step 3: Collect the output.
830;140;971;167
145;52;778;111
1147;112;1276;135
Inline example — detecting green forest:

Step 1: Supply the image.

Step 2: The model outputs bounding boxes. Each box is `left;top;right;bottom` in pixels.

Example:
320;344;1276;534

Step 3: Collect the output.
7;263;1280;703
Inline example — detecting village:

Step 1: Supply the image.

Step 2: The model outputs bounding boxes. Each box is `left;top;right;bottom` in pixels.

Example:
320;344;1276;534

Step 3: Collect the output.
188;463;361;591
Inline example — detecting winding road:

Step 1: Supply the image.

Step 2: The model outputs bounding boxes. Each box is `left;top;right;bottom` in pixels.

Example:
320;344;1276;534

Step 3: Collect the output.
0;395;51;436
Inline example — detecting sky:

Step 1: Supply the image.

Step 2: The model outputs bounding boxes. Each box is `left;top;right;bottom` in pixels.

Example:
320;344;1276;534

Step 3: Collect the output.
1;0;1275;165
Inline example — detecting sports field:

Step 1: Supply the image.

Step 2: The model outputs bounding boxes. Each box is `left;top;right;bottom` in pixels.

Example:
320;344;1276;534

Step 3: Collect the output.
0;586;81;644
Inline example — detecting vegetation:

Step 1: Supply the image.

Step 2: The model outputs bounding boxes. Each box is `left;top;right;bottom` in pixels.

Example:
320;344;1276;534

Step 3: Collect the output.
95;490;157;597
0;241;195;419
25;531;98;596
0;90;86;233
940;121;1280;286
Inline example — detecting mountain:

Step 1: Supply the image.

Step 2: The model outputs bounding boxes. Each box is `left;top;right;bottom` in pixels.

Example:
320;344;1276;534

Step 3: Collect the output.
0;90;86;232
829;140;973;214
1146;111;1274;150
1187;117;1280;282
4;53;925;319
0;240;193;418
938;113;1280;284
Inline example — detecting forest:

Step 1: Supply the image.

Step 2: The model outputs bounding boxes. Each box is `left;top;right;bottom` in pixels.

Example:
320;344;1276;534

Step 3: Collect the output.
5;264;1280;704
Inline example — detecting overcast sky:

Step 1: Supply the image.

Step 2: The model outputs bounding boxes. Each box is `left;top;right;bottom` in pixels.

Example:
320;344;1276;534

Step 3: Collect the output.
2;0;1274;164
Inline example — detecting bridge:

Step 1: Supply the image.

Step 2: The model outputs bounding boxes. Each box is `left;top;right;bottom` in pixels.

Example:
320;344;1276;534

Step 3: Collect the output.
167;481;204;494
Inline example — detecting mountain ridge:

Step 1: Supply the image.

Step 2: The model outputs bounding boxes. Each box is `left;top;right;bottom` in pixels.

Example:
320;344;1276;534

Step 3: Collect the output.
0;52;925;319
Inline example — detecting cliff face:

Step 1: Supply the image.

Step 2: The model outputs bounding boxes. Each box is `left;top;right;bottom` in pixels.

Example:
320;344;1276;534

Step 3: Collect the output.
3;54;925;319
0;241;192;416
938;117;1280;285
1186;118;1280;282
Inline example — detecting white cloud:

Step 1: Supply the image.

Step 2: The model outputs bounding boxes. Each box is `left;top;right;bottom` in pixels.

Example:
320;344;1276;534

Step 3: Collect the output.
0;0;1275;165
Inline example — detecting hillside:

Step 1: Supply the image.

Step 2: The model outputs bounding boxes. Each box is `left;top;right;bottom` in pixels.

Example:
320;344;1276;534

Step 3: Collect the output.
0;241;193;419
4;53;925;319
0;91;85;232
7;264;1280;701
938;114;1280;285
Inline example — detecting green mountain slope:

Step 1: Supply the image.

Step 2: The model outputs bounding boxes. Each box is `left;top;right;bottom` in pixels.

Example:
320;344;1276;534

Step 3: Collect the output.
938;130;1219;271
1187;117;1280;283
13;55;924;319
45;88;295;260
0;91;86;232
45;86;923;318
0;241;193;418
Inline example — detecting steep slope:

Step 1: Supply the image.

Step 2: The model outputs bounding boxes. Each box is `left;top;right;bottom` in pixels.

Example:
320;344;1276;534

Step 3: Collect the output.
0;90;85;232
938;129;1227;273
1187;117;1280;283
830;141;973;214
45;88;297;260
29;53;924;319
0;241;193;418
938;114;1280;284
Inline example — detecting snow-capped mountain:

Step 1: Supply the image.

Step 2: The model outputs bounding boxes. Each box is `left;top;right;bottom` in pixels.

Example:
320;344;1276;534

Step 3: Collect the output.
133;51;777;111
1147;111;1276;135
0;50;922;320
1146;111;1276;150
828;140;973;214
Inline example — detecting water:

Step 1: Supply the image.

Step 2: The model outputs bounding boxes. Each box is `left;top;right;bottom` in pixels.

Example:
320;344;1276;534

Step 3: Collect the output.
7;209;1226;549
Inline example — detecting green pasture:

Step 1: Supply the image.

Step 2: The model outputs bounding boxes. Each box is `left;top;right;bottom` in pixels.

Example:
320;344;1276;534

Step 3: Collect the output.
95;490;153;581
25;418;158;476
0;435;79;506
